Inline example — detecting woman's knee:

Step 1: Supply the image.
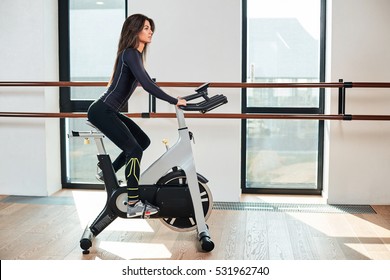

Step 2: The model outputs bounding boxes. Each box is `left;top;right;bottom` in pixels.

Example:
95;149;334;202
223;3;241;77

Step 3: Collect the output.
140;136;151;150
118;114;150;150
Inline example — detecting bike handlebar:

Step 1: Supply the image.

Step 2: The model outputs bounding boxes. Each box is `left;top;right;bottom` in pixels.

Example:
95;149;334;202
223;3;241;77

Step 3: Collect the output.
180;83;228;113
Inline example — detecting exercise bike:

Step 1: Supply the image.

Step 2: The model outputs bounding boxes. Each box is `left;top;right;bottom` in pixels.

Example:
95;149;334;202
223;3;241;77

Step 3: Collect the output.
70;83;227;254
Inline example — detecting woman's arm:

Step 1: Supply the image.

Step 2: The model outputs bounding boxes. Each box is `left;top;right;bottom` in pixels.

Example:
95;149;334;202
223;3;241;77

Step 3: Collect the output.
124;49;178;105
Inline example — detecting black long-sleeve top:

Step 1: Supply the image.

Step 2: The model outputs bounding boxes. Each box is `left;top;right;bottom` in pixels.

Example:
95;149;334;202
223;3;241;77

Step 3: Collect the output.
100;48;178;111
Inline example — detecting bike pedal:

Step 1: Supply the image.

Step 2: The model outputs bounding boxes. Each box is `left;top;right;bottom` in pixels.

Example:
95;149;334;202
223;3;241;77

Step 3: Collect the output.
142;212;151;219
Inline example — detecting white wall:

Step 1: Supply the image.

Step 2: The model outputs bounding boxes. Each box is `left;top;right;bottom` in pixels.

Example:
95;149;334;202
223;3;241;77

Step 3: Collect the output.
0;0;60;196
325;0;390;204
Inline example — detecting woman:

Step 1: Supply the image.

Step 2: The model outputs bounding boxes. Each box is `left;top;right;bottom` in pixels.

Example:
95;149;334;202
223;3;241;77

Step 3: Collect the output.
87;14;186;218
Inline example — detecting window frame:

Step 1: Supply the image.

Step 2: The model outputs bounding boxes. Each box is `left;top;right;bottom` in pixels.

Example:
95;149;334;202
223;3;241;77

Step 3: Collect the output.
58;0;128;189
241;0;327;195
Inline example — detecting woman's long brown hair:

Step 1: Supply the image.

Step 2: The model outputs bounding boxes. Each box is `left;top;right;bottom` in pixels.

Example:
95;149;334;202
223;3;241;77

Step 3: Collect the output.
108;14;155;86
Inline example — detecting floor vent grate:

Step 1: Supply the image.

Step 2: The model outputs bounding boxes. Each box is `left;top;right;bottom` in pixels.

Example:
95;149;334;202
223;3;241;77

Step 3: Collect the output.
212;201;376;214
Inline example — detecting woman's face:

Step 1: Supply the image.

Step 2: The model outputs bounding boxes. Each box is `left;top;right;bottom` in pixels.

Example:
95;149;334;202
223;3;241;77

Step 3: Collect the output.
138;20;153;45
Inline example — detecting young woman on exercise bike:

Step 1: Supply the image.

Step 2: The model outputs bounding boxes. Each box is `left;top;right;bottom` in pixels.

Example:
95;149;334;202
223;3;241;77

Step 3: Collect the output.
87;14;186;218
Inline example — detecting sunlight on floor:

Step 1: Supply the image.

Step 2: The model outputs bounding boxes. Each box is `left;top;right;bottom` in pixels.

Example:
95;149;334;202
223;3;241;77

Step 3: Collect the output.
287;211;390;259
98;241;172;259
343;243;369;258
71;190;154;232
71;190;107;228
105;218;155;232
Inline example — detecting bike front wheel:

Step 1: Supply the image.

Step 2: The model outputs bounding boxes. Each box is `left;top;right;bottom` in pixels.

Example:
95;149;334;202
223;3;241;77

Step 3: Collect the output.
156;170;213;232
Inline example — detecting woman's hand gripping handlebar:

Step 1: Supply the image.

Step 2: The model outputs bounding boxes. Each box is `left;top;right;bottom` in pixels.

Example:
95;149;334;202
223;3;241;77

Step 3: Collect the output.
178;82;228;113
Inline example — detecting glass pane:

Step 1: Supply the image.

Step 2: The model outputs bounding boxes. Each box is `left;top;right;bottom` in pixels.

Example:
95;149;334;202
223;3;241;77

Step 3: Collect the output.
66;118;125;183
246;119;318;189
69;0;125;100
245;0;322;191
65;1;126;185
247;0;321;107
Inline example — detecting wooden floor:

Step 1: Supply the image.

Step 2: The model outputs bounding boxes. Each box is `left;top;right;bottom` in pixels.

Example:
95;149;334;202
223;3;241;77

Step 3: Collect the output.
1;190;390;260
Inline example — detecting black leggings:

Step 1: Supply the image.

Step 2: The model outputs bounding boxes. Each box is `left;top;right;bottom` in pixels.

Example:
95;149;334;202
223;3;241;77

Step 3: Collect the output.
87;99;150;201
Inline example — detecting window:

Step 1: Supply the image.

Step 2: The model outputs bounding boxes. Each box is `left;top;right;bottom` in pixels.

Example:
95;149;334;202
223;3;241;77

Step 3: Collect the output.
242;0;326;194
59;0;127;188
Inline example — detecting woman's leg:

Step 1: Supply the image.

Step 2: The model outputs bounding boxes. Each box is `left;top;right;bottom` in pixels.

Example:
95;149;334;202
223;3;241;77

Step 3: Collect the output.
117;113;151;150
111;152;126;173
88;101;158;217
109;114;150;173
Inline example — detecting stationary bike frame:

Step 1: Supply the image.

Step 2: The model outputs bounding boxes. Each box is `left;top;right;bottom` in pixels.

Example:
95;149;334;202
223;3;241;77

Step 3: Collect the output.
72;83;228;254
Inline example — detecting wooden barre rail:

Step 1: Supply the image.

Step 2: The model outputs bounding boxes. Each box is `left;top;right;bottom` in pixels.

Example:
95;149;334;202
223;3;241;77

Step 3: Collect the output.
1;81;390;88
1;81;390;121
1;112;390;121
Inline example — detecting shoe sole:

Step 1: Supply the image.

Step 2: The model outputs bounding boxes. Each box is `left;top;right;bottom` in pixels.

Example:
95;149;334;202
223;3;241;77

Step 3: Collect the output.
127;211;158;218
